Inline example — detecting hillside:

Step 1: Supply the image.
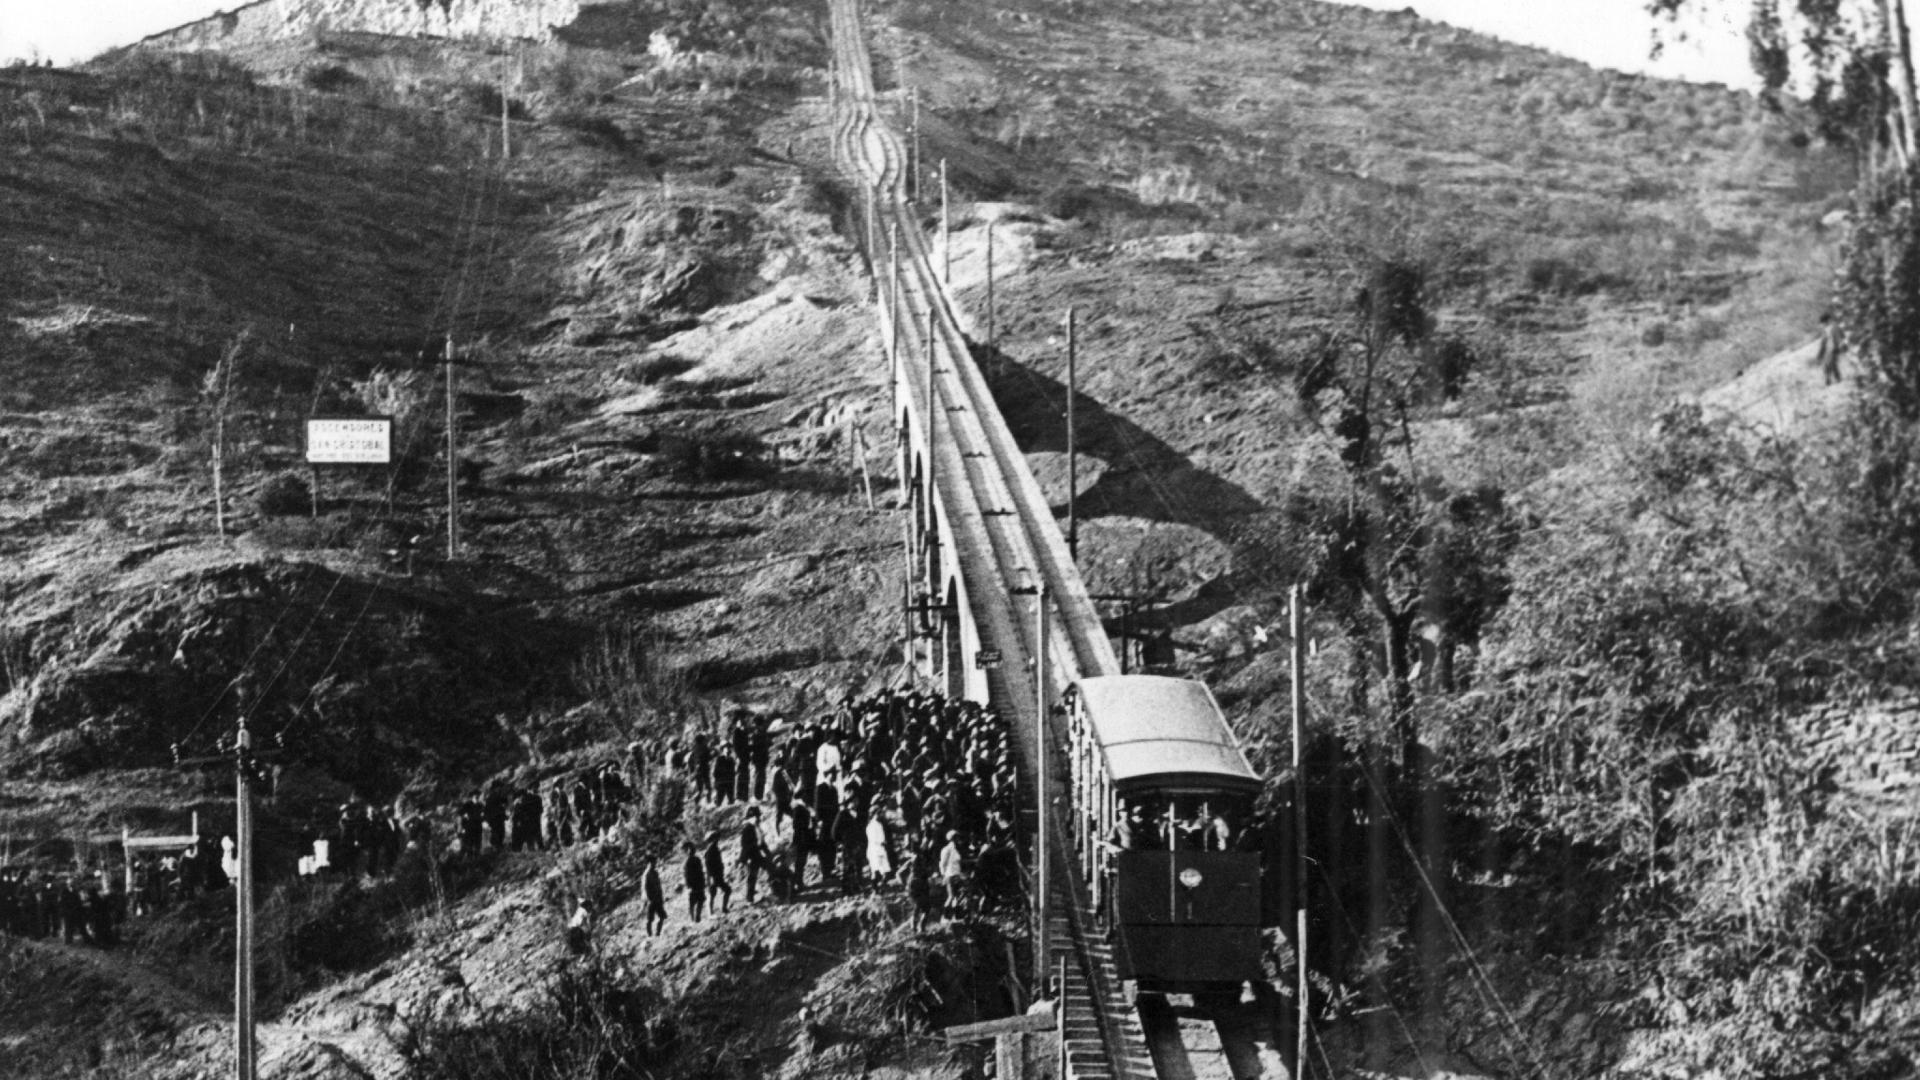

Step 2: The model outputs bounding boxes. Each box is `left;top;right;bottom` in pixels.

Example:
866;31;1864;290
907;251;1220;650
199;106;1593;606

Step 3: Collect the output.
3;1;1909;1078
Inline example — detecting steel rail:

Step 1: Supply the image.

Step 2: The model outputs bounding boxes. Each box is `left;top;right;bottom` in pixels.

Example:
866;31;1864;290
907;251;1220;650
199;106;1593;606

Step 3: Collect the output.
827;8;1279;1080
826;3;1153;1078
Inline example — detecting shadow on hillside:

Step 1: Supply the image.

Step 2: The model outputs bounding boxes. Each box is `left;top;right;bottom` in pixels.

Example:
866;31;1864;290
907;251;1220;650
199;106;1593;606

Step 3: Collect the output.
975;343;1265;536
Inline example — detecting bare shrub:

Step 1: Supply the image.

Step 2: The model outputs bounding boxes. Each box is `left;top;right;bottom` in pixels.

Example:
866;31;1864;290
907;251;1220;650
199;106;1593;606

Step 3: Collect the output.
302;64;362;93
255;470;311;516
571;626;694;740
658;430;766;482
624;355;696;385
391;956;677;1080
350;368;434;479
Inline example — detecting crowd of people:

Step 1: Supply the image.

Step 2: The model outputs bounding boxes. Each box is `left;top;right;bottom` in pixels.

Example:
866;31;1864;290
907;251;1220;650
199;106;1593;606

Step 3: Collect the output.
633;686;1028;934
0;686;1030;956
0;866;123;948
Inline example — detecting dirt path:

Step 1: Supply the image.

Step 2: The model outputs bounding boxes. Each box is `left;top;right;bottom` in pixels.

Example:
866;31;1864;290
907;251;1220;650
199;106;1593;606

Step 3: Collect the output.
1698;335;1856;436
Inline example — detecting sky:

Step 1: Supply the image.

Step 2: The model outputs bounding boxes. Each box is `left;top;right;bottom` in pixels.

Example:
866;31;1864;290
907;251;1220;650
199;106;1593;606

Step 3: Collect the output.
1339;0;1756;88
0;0;1758;88
0;0;243;65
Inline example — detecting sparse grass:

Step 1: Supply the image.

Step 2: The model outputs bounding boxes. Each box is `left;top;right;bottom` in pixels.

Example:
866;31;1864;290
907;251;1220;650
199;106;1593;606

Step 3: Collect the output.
571;625;696;742
390;953;679;1080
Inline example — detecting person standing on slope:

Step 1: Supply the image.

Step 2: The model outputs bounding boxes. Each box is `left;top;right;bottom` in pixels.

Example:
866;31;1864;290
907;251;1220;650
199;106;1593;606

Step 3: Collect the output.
643;856;668;936
1818;310;1846;386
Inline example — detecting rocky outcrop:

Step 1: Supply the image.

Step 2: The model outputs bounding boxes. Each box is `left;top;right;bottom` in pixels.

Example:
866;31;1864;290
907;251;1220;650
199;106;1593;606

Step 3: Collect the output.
136;0;588;52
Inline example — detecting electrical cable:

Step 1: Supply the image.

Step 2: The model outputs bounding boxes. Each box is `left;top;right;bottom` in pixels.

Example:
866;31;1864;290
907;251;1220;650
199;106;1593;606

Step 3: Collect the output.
1306;846;1437;1076
178;131;493;754
1356;758;1550;1080
275;135;513;751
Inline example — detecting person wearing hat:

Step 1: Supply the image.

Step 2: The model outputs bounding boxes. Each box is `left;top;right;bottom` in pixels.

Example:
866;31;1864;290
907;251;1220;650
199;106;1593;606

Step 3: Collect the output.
566;896;593;956
739;807;768;903
864;806;893;885
938;831;966;919
643;857;668;936
768;761;793;838
684;841;707;922
905;854;935;931
703;833;731;915
788;798;814;893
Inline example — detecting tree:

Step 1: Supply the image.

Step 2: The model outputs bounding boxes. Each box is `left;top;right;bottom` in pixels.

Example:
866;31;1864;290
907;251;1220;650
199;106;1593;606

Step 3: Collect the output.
1651;0;1918;161
1290;256;1516;761
204;329;252;540
1656;0;1920;432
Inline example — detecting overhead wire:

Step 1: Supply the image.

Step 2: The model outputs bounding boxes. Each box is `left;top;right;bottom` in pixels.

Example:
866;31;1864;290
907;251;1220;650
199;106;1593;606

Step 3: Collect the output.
1306;847;1437;1076
1356;757;1549;1080
274;123;515;752
175;126;499;757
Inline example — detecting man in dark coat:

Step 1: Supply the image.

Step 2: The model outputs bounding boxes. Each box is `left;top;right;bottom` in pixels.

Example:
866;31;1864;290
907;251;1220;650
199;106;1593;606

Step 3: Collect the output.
643;857;668;936
813;783;840;879
703;835;731;915
458;795;485;854
769;762;793;837
749;720;772;800
512;787;543;851
712;750;737;809
788;799;814;893
683;842;707;922
739;808;769;903
835;809;865;895
730;715;754;801
483;786;508;850
688;733;713;805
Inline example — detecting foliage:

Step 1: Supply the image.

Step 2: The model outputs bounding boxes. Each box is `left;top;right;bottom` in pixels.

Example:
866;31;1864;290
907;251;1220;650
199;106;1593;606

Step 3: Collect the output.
570;624;694;741
1441;400;1920;1074
1837;165;1920;419
255;470;312;516
88;49;486;160
805;919;1017;1048
302;64;363;93
1280;230;1522;759
392;956;677;1080
350;367;435;479
658;429;767;482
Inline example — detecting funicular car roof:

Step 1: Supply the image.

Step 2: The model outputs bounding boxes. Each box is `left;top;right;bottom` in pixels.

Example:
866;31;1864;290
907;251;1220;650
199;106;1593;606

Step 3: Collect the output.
1075;675;1261;792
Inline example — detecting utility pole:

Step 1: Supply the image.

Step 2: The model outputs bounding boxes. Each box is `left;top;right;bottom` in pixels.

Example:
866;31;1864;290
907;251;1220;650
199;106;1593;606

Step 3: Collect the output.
234;719;257;1080
1290;583;1309;1077
175;709;264;1080
926;305;937;523
910;87;922;203
1066;307;1078;561
1034;580;1052;988
889;221;901;372
940;157;951;286
445;334;459;560
500;63;511;160
985;222;995;347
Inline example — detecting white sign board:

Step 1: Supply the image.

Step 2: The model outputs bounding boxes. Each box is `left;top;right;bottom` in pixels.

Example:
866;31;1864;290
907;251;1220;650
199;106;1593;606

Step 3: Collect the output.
305;417;393;465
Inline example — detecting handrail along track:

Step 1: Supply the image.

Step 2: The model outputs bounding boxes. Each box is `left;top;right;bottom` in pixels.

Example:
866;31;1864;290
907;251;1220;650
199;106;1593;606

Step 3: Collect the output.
826;2;1151;1077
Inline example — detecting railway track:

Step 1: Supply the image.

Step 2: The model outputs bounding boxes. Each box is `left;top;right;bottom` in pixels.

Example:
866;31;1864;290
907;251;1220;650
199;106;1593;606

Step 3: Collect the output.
827;3;1288;1077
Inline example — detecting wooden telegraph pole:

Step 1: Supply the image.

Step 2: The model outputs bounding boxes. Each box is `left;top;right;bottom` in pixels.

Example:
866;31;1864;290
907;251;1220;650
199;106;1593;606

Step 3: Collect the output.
234;719;257;1080
1066;307;1078;561
926;306;937;520
911;88;922;203
445;334;459;559
986;223;996;347
890;221;901;372
174;707;266;1080
940;158;951;286
1034;581;1052;988
1290;583;1309;1076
